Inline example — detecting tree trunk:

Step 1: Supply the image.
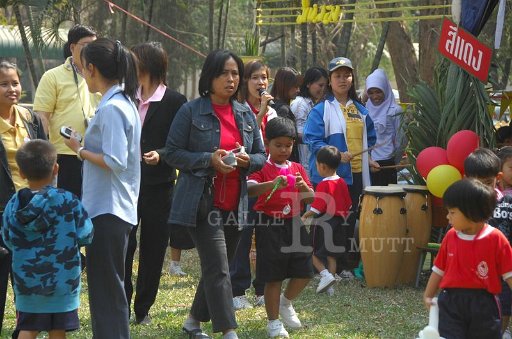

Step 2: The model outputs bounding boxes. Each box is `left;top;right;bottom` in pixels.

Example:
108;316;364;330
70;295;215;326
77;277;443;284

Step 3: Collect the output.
300;24;307;74
336;0;356;56
13;4;38;88
289;25;296;68
371;22;389;72
208;0;214;51
221;0;229;49
501;58;511;90
121;0;130;43
386;21;419;102
145;0;154;41
418;0;445;85
281;26;286;66
25;5;45;74
311;24;317;66
216;0;223;49
377;3;418;102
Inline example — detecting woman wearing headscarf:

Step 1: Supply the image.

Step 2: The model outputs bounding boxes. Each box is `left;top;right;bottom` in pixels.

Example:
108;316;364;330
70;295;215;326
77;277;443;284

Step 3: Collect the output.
365;69;403;186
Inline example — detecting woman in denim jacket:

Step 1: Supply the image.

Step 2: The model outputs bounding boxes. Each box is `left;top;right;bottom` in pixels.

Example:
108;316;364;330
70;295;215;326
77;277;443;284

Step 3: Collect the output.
164;50;266;339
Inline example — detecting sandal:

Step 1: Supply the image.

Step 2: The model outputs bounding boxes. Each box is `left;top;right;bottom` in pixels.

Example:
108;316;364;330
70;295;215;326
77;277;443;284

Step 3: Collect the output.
182;327;211;339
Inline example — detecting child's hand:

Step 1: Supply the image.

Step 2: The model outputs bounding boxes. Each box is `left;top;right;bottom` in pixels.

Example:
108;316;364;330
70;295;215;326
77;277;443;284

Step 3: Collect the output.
294;172;309;190
272;175;288;189
301;215;312;225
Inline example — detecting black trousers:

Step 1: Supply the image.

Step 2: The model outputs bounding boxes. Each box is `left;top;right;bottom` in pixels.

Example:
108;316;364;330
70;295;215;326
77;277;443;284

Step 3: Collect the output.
188;210;241;333
56;154;83;198
0;223;11;336
370;158;397;186
230;197;264;297
125;183;173;320
87;214;132;339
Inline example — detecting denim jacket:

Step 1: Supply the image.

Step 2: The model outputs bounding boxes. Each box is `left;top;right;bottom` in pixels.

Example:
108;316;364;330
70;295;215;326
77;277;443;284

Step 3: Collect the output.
164;96;266;227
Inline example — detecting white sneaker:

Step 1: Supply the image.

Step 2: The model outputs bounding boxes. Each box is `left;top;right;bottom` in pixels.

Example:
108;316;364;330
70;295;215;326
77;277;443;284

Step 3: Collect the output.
279;301;302;329
255;295;265;306
503;329;512;339
267;320;289;338
169;262;187;276
334;273;342;282
316;273;336;293
339;270;355;280
233;295;253;310
326;286;335;296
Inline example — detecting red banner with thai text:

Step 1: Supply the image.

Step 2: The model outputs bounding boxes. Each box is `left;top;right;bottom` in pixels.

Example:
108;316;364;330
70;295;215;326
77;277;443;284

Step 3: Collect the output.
438;18;492;83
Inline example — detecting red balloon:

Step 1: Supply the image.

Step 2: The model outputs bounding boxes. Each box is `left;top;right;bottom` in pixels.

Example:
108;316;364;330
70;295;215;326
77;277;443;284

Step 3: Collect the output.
416;147;449;178
432;196;444;207
447;130;479;173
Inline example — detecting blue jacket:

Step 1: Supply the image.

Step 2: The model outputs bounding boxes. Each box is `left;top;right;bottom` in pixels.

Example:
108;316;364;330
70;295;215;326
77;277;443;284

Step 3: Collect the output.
2;186;93;312
164;97;266;227
303;95;376;185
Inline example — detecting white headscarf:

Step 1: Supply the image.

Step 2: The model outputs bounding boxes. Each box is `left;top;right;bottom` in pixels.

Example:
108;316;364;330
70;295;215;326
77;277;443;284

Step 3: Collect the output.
365;69;395;130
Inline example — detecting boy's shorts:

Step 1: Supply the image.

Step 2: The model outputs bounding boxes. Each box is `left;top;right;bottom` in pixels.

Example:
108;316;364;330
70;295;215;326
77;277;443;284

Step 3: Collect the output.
312;215;348;258
255;215;314;282
16;309;79;332
438;289;500;338
499;279;512;316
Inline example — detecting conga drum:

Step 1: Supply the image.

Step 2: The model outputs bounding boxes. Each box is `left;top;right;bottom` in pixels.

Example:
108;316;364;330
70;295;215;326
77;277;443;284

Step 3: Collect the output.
396;185;432;284
359;186;406;287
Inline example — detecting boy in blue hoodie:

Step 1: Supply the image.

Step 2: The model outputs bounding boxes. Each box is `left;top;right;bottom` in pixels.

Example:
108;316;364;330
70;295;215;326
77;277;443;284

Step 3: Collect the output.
2;140;93;338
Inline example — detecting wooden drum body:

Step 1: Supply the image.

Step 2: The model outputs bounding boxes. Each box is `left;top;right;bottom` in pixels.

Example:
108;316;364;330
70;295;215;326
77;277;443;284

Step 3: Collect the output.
359;186;406;288
396;185;432;284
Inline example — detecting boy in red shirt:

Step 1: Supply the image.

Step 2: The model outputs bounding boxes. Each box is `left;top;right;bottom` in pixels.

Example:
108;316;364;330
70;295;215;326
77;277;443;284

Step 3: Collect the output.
302;145;352;295
247;117;314;338
423;178;512;338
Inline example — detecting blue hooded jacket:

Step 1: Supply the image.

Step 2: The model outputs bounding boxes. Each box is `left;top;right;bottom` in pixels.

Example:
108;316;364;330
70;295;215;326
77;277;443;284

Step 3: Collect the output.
303;95;376;185
2;186;93;313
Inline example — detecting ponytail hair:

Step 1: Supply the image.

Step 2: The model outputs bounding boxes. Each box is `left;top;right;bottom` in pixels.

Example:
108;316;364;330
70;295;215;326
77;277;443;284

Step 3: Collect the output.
81;38;138;101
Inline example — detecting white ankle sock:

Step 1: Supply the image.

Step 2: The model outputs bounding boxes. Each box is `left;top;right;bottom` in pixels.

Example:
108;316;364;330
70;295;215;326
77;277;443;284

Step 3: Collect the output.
320;269;329;276
171;260;180;266
280;294;291;306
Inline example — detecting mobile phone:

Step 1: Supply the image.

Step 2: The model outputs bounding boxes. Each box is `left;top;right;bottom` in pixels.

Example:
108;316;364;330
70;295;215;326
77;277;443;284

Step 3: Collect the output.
60;126;82;143
221;152;237;166
230;146;245;155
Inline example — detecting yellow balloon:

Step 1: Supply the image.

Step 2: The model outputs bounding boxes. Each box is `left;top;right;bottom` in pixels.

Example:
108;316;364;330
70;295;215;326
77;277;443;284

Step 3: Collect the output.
426;165;462;198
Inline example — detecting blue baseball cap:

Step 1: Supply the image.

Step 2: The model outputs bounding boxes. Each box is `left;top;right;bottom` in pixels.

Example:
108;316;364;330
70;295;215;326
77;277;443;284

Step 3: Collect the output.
328;57;353;72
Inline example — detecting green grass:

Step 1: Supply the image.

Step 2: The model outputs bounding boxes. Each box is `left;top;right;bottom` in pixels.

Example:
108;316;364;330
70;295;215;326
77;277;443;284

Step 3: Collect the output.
1;250;431;338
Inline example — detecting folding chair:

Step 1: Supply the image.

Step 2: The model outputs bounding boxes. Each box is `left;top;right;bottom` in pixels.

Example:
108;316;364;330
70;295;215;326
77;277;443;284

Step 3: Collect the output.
414;224;450;288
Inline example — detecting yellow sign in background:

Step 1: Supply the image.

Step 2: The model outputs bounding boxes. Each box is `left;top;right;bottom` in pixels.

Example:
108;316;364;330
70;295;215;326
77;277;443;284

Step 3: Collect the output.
256;0;451;26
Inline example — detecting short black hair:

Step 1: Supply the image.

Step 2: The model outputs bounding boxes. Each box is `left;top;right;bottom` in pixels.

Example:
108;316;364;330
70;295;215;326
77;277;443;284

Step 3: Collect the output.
198;49;244;99
316;145;341;170
497;146;512;168
68;24;96;44
464;148;500;178
265;117;296;141
63;24;96;59
496;125;512;144
131;41;168;86
443;178;496;222
15;140;57;181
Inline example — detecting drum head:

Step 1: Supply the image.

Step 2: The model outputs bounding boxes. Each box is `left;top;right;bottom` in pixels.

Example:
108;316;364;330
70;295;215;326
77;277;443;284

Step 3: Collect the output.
363;186;405;197
402;185;428;193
